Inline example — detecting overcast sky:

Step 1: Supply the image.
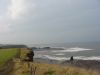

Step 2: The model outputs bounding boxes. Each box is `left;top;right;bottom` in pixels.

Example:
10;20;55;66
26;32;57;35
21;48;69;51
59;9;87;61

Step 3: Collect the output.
0;0;100;45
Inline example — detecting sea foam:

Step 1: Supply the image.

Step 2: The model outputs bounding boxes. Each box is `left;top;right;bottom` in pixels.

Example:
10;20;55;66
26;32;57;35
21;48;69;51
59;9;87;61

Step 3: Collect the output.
42;55;100;61
52;47;93;53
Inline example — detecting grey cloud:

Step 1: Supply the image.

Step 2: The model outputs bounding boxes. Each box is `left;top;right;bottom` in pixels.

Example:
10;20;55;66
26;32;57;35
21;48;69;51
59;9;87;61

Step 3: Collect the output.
0;0;100;44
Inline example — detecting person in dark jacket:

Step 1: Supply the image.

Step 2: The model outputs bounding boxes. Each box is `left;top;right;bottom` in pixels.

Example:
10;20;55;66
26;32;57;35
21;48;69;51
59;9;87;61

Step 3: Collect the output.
70;56;74;61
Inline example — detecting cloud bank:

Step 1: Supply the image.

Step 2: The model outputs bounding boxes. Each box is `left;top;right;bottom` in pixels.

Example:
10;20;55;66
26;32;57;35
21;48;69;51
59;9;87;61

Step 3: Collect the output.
0;0;100;44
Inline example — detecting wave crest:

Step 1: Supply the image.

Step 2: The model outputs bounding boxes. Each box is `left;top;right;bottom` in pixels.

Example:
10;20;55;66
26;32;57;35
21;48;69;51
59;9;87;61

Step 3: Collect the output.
52;47;93;52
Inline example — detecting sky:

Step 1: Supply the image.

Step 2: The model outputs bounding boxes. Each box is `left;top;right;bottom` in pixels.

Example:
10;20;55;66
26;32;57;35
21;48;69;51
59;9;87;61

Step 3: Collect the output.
0;0;100;45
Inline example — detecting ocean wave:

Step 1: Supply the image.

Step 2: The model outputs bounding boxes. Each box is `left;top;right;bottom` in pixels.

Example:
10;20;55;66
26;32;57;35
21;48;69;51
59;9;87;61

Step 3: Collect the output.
52;47;93;53
35;55;100;61
75;56;100;60
55;53;65;55
43;55;68;60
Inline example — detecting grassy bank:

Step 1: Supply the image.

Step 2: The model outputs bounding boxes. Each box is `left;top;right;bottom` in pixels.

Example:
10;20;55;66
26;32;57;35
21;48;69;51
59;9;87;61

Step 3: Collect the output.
34;63;100;75
0;48;18;66
0;48;19;75
13;61;100;75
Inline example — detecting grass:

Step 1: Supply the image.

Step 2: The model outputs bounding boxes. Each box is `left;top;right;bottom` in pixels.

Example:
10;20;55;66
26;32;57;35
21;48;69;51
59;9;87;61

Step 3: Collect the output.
0;48;18;66
20;48;30;60
35;63;100;75
18;62;100;75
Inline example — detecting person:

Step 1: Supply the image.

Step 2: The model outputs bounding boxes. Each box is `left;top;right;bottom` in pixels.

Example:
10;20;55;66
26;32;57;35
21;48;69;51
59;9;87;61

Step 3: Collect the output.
70;56;74;61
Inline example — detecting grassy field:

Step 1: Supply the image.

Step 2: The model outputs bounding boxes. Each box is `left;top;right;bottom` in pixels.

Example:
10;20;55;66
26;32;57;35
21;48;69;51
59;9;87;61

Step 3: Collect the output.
0;48;18;66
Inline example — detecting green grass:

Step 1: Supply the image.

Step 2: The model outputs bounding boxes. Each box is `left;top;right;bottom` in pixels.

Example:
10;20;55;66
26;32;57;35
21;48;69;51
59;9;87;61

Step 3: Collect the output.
0;48;18;66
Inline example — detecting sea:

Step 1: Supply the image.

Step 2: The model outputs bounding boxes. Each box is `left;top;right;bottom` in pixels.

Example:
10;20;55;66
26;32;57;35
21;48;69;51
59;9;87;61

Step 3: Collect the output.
32;42;100;61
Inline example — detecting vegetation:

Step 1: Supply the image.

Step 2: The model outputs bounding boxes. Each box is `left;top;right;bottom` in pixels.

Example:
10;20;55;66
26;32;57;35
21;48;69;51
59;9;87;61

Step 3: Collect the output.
20;48;30;60
0;48;18;66
13;62;100;75
0;48;100;75
12;48;100;75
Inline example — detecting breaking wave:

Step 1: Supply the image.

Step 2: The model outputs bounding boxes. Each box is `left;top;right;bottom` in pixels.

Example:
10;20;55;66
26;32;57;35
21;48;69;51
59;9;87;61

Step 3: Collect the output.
55;53;65;55
47;55;100;61
52;47;93;53
34;54;100;61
